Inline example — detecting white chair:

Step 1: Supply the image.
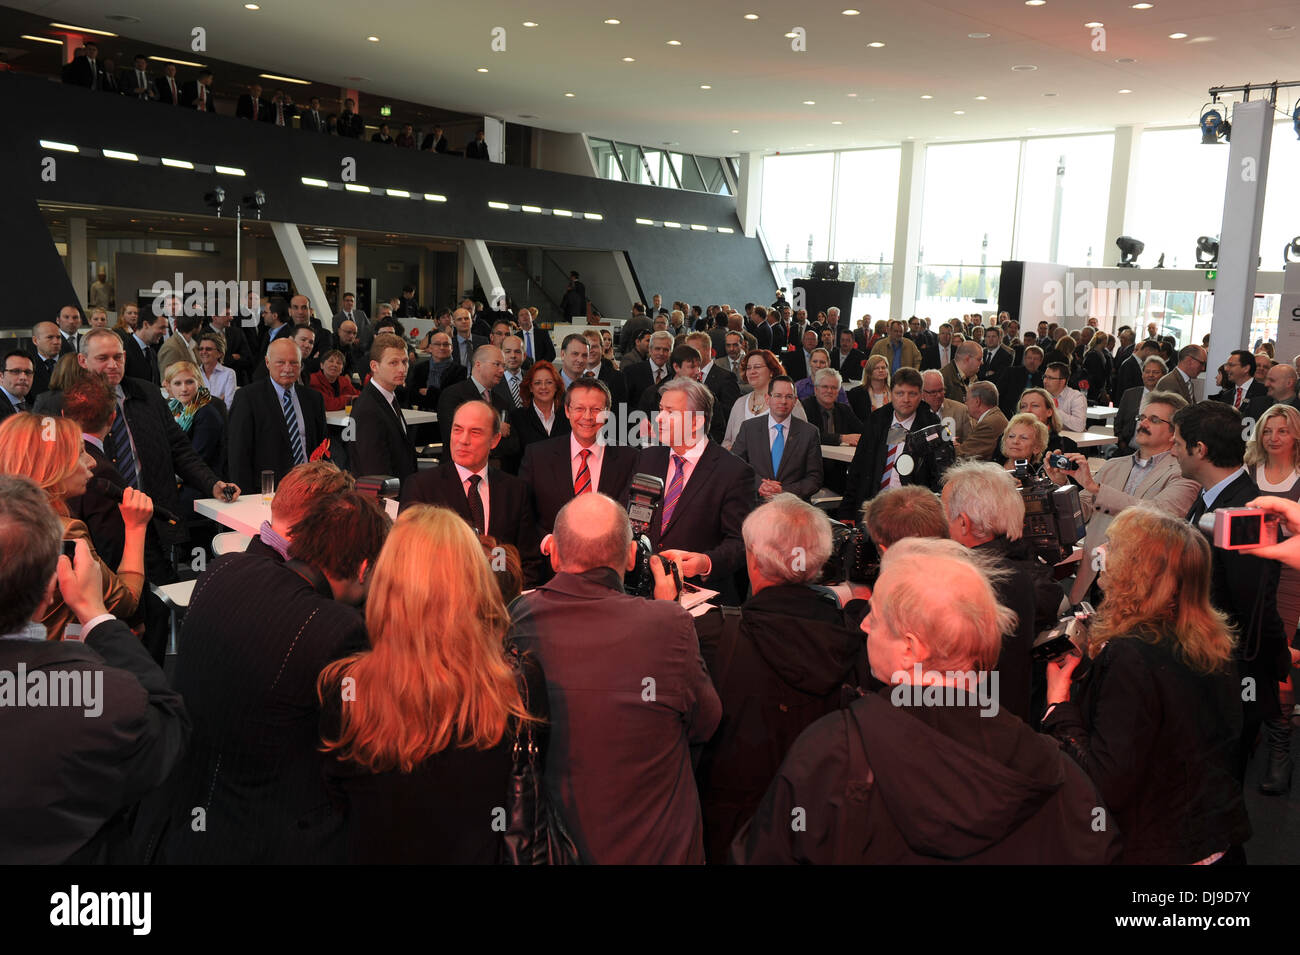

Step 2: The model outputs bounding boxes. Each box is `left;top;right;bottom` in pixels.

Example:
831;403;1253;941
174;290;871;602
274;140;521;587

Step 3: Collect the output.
211;532;251;556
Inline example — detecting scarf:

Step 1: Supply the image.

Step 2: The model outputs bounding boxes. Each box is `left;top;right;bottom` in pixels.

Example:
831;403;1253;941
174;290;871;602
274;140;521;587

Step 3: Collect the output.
169;386;214;432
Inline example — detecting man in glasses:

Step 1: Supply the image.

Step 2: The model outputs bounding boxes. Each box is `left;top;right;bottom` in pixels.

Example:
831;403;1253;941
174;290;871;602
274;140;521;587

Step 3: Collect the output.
0;351;35;418
1045;391;1198;606
1110;354;1168;457
1157;344;1207;405
1042;361;1086;432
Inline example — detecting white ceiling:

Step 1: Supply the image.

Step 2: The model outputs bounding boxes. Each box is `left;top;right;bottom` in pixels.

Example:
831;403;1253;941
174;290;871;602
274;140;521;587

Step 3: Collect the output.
13;0;1300;155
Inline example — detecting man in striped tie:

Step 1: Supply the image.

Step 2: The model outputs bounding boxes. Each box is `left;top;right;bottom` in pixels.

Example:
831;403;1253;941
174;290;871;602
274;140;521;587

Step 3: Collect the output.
496;336;527;409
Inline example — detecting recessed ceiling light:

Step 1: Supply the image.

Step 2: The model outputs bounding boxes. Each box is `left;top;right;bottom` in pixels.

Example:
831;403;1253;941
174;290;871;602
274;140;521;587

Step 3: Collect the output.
1167;31;1186;38
49;21;118;35
604;18;620;24
831;120;843;125
244;3;260;8
744;13;759;19
1025;1;1046;6
803;100;816;105
21;34;64;45
1043;91;1058;97
847;92;858;97
1011;64;1038;71
1115;56;1137;63
920;94;933;99
784;32;798;38
1118;88;1133;93
700;84;711;89
731;129;740;133
564;92;575;97
968;32;991;38
666;39;681;45
843;9;861;14
974;95;988;100
1130;2;1153;8
953;110;965;114
367;35;379;42
523;21;539;27
868;41;885;47
476;67;489;72
1268;24;1294;32
622;56;635;62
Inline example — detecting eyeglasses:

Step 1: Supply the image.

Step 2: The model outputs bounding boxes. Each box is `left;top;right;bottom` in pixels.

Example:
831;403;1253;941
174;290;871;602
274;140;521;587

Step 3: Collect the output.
1135;413;1171;427
3;368;33;376
922;387;945;396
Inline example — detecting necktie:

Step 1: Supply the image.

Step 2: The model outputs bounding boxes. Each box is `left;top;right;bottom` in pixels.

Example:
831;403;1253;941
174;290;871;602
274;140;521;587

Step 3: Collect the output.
198;85;206;109
169;77;176;102
881;425;907;490
282;386;306;464
584;370;594;378
824;408;835;436
1188;494;1208;526
146;345;159;384
574;449;592;495
109;400;138;488
276;104;284;126
390;394;406;433
524;331;533;359
661;453;687;533
313;109;320;128
466;474;486;534
771;422;785;476
654;365;664;386
1234;386;1243;409
12;399;25;414
508;373;521;407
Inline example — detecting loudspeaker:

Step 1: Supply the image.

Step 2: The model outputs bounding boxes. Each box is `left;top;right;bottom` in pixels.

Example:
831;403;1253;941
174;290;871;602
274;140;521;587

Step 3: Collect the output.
811;261;839;280
792;279;854;329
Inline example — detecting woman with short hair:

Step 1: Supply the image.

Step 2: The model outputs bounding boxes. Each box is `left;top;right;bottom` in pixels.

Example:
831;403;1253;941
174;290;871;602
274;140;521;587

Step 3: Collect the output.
1043;506;1249;863
309;348;360;412
195;333;236;411
722;349;807;449
994;412;1050;474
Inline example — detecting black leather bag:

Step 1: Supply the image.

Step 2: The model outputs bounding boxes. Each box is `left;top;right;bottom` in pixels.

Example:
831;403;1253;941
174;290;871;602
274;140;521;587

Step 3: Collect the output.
500;643;581;865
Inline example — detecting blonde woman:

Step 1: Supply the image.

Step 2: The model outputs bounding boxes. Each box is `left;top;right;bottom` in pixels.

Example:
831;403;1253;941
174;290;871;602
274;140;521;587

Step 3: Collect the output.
859;355;892;412
164;361;225;472
318;505;545;863
993;412;1050;472
1016;387;1079;456
0;411;152;640
1043;506;1248;864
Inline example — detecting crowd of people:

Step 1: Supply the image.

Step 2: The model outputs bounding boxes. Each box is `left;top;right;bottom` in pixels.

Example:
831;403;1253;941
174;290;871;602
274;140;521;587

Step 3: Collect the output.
60;43;491;156
2;288;1298;865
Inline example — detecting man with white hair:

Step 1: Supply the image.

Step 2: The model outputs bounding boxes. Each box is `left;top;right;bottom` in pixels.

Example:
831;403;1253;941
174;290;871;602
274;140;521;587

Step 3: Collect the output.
920;369;970;445
942;461;1057;722
955;380;1006;461
508;493;721;864
733;536;1118;864
692;494;869;862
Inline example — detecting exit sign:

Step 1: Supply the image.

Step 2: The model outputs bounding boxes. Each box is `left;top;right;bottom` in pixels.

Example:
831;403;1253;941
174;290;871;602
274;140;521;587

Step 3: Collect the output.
1205;269;1217;279
379;105;392;117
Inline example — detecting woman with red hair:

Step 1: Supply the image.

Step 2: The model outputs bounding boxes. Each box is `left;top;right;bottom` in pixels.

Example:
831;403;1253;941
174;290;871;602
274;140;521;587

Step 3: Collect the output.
722;348;807;449
514;359;570;447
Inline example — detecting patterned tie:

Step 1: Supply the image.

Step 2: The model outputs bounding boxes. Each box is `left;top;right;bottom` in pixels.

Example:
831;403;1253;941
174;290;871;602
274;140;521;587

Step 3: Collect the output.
574;449;592;495
109;400;138;488
525;331;533;359
771;422;785;477
654;365;664;386
1234;386;1243;409
508;373;521;407
660;453;687;534
466;474;485;533
282;386;306;464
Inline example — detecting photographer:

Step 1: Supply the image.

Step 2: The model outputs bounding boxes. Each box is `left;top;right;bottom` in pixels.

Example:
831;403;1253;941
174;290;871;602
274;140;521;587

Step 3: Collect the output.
942;461;1059;721
692;494;870;863
1046;390;1197;606
1173;399;1291;792
733;538;1118;864
510;493;721;863
1042;507;1250;864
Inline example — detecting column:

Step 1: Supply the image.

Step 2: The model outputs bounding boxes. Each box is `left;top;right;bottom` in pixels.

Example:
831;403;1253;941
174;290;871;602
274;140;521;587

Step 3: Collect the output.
890;141;925;321
1103;125;1143;259
68;217;88;309
736;151;763;238
269;221;332;324
340;235;358;314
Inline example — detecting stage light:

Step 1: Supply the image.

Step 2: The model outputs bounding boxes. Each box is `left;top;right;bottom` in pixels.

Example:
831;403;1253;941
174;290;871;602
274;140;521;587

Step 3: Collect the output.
1195;235;1218;268
1200;103;1228;144
1285;237;1300;267
1116;235;1144;267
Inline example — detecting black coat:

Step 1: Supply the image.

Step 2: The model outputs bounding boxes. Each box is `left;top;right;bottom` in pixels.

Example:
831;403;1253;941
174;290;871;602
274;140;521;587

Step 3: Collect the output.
1043;634;1250;864
839;401;943;520
979;344;1014;383
206;320;253;383
1212;381;1272;423
623;359;671;410
732;688;1120;864
226;378;328;493
27;348;59;398
437;378;521;473
694;585;869;862
519;435;639;533
996;364;1044;418
349;382;417;483
704;364;743;446
830;347;866;382
398;460;543;585
138;554;368;863
513;402;571;448
120;331;160;386
518;326;555;365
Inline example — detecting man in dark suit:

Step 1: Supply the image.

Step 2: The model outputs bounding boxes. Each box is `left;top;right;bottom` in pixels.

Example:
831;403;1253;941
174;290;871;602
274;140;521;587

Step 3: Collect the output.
181;71;215;112
829;328;866;383
98;58;122;94
438;344;521;473
559;272;587;321
349;334;417;483
400;400;542;583
0;350;34;418
28;322;63;399
783;329;820;384
299;96;328;132
205;311;253;383
730;376;823;502
1115;339;1158;400
140;492;385;864
121;313;165;386
922;324;955;371
507;492;721;863
751;306;773;351
515;308;554;365
227;339;329;494
1109;326;1136;395
420;124;449;152
154;63;183;105
236;83;272;121
123;54;155;101
689;332;742;446
1213;350;1272;423
996;345;1045;418
581;331;628;409
76;329;235;582
978;327;1015;383
257;297;295;359
61;44;100;89
803;369;864;493
623;331;674;409
519;378;638;533
1174;400;1291;792
62;373;129;568
55;305;84;356
465;129;490;159
449;308;488;367
838;368;942;521
631;378;756;602
269;90;297;127
337;99;364;138
1111;356;1167;456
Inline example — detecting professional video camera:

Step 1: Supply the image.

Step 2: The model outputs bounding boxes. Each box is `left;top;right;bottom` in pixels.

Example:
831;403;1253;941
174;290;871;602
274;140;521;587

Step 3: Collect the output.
1031;601;1095;663
624;472;665;597
1012;459;1086;564
824;520;881;586
887;420;956;487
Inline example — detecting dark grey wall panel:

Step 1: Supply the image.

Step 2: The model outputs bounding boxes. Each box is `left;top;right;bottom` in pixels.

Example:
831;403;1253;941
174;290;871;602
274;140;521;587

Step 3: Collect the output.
1;74;774;318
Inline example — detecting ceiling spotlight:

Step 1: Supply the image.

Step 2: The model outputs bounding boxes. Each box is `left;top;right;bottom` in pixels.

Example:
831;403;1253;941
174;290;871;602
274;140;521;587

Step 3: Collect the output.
205;186;226;211
953;109;965;114
1195;235;1219;268
731;129;740;133
1285;237;1300;267
1168;32;1187;38
1200;102;1229;144
604;18;620;24
831;120;843;125
1084;20;1103;27
1130;2;1154;8
744;13;759;19
244;2;260;8
803;100;816;105
1011;64;1038;71
974;95;988;100
968;32;991;38
564;91;575;97
1118;88;1133;94
476;67;489;72
785;32;798;38
843;9;861;14
868;41;885;47
700;84;711;89
367;35;379;42
622;57;635;62
1025;1;1046;5
1116;235;1144;267
920;94;933;99
523;21;539;27
667;39;682;45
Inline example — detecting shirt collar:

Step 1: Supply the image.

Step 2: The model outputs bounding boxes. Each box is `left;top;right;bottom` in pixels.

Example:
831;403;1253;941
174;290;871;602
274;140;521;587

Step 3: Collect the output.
1132;448;1169;470
671;436;709;465
0;386;22;405
454;461;489;485
892;410;918;429
1202;467;1246;510
371;380;397;404
257;520;291;559
571;433;603;461
83;433;104;452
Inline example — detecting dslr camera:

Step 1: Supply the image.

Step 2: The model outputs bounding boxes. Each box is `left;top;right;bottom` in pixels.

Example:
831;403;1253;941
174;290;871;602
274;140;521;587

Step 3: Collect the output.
624;472;665;598
1031;601;1095;663
824;520;881;586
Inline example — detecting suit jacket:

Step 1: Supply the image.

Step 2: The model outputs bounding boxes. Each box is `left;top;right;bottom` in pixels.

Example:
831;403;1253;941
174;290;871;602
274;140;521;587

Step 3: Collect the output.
465;139;490;159
337;111;364;138
1113;385;1149;452
140;553;366;864
156;333;198;374
1114;354;1145;401
507;567;721;863
1156;368;1194;404
783;349;814;384
830;347;867;382
226;378;328;493
731;414;823;501
62;56;99;89
996;364;1045;418
624;359;672;409
754;322;772;351
27;348;60;398
398;460;542;584
957;407;1009;461
437;377;522;472
121;331;160;386
593;362;628;408
978;344;1015;383
938;398;972;444
513;402;571;448
420;132;448;152
940;361;972;403
236;94;271;121
924;342;956;372
519;436;639;532
703;364;743;446
1072;451;1200;596
1213;380;1271;423
801;396;864;445
631;441;755;597
869;337;923;372
181;80;215;112
300;108;329;133
450;333;489;368
154;74;183;105
349;382;417;482
518;326;555;365
768;323;788;353
839;402;943;519
333;309;373;348
65;440;128;569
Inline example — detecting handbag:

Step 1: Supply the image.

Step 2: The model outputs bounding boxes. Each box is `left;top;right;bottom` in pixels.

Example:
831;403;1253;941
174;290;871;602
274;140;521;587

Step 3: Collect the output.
499;642;581;865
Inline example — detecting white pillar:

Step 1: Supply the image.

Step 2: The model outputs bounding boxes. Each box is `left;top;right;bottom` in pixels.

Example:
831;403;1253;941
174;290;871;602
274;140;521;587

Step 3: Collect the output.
269;221;332;324
340;235;358;315
68;217;89;309
736;152;763;238
1207;99;1273;368
890;141;925;321
1104;125;1143;260
463;239;506;309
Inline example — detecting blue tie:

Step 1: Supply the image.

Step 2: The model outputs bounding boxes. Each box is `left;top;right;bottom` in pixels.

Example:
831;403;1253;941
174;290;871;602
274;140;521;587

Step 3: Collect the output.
771;422;785;477
525;331;533;359
282;386;306;464
109;400;138;488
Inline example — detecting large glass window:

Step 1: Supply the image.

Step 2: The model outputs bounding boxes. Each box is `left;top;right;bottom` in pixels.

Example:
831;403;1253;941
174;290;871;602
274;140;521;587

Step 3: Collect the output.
760;152;835;262
833;148;901;264
672;152;705;191
1128;127;1230;270
642;148;678;189
1016;134;1114;266
615;142;650;185
918;140;1021;268
696;155;731;195
589;138;624;181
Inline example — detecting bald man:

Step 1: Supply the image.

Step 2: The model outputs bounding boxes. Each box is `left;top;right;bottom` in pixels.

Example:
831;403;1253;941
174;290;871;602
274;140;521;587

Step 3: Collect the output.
28;321;64;397
227;338;328;492
1266;362;1300;411
437;344;521;473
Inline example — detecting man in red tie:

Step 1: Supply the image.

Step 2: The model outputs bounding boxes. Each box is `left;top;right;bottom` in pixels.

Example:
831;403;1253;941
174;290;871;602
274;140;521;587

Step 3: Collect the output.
155;63;182;105
1215;350;1269;423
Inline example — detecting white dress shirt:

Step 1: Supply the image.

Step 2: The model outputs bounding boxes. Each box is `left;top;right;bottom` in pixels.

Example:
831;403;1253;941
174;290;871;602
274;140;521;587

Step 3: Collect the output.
371;380;406;431
454;461;491;531
1055;386;1087;431
767;412;793;451
571;435;605;491
202;363;237;411
270;380;307;454
666;435;710;493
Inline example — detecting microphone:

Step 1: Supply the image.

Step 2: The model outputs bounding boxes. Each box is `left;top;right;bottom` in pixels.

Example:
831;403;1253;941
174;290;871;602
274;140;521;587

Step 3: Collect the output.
91;477;180;527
